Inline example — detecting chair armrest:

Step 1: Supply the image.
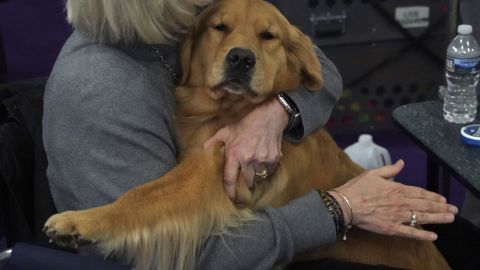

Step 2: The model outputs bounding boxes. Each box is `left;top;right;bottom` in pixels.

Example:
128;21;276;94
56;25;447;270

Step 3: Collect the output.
10;243;129;270
0;248;12;263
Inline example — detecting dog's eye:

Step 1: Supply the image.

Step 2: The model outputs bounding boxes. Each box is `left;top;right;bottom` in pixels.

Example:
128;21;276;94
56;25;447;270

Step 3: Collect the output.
213;23;228;32
260;31;275;40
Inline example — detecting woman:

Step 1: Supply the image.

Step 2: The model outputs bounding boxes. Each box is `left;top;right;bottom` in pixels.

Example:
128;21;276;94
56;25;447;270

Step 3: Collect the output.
43;0;457;268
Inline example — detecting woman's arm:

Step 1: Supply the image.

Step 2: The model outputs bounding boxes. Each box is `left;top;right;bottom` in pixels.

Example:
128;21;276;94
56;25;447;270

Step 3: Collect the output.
205;46;343;199
285;46;343;142
200;191;336;269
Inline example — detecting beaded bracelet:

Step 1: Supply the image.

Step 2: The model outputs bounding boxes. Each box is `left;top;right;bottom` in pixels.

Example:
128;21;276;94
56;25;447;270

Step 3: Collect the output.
325;191;346;232
318;190;352;241
319;191;341;232
329;190;353;241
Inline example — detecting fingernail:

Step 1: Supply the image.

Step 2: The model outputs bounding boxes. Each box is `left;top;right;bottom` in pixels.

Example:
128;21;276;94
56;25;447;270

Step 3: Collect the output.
445;214;454;222
430;233;438;240
449;206;458;214
439;196;447;203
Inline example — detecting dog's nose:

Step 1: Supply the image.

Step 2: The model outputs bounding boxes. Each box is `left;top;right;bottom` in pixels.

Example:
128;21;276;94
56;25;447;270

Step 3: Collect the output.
226;48;256;72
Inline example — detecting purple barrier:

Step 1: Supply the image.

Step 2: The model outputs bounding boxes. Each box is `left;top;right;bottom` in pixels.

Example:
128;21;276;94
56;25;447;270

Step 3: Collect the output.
0;0;72;82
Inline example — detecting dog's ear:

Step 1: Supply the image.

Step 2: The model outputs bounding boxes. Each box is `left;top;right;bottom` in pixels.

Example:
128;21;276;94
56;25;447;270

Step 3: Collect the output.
179;32;194;86
179;5;216;86
287;26;324;91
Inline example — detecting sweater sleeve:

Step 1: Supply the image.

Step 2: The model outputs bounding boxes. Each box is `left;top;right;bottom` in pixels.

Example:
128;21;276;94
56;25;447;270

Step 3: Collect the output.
199;191;336;269
285;46;343;143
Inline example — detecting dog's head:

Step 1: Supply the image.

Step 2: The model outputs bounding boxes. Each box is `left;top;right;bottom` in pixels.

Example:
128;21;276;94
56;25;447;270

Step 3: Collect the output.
179;0;323;103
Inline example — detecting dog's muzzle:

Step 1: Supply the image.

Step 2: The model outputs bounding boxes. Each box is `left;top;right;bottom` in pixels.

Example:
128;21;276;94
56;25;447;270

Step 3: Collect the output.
226;47;256;72
224;47;255;87
216;48;257;95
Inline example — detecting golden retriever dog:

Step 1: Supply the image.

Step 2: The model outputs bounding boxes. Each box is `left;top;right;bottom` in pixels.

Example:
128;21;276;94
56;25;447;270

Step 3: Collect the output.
44;0;450;269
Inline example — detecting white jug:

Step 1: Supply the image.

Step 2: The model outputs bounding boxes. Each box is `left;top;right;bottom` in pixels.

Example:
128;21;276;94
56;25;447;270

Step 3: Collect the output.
344;134;392;170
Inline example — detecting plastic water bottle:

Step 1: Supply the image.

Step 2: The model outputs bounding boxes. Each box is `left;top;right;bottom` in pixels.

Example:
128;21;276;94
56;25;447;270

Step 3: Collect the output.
344;134;392;170
443;24;480;123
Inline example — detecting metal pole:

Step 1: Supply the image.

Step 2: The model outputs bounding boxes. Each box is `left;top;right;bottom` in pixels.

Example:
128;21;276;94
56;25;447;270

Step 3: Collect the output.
0;1;8;82
0;27;7;83
447;0;459;43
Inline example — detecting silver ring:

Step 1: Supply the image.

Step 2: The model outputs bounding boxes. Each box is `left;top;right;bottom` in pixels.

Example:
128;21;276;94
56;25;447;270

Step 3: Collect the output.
410;211;417;227
255;167;268;180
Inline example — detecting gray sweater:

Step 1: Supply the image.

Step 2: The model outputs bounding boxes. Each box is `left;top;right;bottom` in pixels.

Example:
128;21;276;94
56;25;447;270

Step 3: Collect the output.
43;31;342;268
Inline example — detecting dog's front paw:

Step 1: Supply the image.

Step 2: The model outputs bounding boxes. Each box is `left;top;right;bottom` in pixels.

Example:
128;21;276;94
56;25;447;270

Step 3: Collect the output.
43;212;96;249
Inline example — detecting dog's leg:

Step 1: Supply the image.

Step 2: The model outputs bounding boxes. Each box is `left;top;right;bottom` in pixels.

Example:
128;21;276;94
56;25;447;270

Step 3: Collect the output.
44;148;249;270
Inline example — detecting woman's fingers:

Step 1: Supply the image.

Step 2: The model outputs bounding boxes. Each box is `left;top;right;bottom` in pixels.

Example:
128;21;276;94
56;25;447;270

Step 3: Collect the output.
204;127;228;150
370;160;404;179
358;209;453;241
412;212;455;225
392;224;438;241
405;198;458;214
399;210;454;225
401;185;447;203
223;157;240;200
242;162;256;188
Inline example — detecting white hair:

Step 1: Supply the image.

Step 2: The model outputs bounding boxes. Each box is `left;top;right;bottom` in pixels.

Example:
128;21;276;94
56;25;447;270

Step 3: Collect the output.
65;0;213;45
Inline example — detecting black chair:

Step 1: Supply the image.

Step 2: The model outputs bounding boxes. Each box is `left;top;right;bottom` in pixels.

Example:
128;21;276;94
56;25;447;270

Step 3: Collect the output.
9;243;129;270
0;248;11;270
0;78;129;270
0;77;56;247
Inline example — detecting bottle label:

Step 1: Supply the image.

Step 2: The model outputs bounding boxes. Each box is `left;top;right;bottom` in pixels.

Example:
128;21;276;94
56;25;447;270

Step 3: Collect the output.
446;56;480;74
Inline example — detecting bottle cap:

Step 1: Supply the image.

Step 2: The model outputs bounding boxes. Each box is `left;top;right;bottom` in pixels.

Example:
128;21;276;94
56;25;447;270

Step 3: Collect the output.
458;24;473;35
461;124;480;147
358;134;373;145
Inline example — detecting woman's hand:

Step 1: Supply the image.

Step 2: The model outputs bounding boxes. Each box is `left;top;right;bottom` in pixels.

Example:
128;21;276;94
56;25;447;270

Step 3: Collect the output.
204;98;289;200
331;160;458;241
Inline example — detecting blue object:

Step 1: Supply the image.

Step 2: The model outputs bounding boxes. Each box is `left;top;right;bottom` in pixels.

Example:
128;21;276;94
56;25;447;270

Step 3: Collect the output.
461;124;480;146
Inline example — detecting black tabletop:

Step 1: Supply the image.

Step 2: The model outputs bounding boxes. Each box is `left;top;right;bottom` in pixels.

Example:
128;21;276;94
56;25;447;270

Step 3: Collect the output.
393;101;480;197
